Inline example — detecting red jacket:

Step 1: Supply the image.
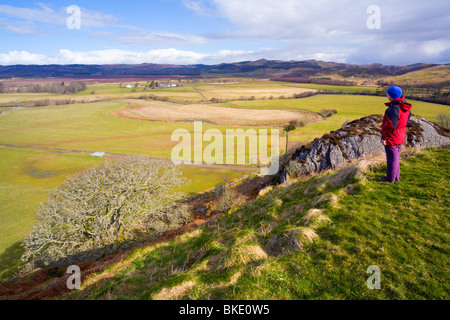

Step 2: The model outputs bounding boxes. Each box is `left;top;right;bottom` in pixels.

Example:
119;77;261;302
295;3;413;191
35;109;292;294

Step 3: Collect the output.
381;97;412;146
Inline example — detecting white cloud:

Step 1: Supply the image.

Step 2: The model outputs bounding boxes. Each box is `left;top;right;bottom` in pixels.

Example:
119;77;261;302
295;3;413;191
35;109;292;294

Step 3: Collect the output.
347;39;450;65
0;51;48;65
1;1;449;66
184;0;450;64
0;48;268;65
188;0;368;40
421;40;450;57
0;3;209;47
181;0;216;16
0;18;39;34
46;49;206;65
0;3;119;29
115;31;209;46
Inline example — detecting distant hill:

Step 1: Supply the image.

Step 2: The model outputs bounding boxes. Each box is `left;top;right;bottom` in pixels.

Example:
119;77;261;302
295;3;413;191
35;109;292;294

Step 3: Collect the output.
0;59;441;79
379;65;450;85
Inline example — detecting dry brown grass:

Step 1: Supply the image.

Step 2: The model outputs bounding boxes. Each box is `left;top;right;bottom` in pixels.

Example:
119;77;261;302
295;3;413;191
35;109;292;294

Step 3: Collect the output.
302;209;325;225
111;100;310;126
298;228;319;243
222;244;268;269
312;193;339;207
152;280;196;300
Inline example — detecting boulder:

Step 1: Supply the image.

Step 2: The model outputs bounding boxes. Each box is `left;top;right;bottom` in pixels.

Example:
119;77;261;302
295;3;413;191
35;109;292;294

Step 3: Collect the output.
282;114;450;179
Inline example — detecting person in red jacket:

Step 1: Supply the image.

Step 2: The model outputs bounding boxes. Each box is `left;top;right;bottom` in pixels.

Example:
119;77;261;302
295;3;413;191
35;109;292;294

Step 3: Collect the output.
380;86;412;183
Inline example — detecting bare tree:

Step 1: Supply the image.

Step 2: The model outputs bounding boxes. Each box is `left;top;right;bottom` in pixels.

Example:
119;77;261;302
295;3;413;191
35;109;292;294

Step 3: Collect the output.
21;156;189;271
436;113;450;129
284;124;296;153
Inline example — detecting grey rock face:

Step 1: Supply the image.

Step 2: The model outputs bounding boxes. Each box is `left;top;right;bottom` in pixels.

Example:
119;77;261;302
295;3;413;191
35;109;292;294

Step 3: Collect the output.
407;116;450;148
284;114;450;179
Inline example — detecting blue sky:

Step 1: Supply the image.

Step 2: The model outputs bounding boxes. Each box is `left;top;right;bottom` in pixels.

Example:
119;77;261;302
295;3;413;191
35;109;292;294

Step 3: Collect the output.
0;0;449;65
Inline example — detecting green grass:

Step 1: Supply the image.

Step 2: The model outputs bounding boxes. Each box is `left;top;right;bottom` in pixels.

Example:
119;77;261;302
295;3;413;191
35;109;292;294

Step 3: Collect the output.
1;81;448;291
274;82;379;93
0;146;103;281
177;166;252;195
0;145;252;282
3;94;446;157
76;83;204;101
66;148;449;300
0;100;279;160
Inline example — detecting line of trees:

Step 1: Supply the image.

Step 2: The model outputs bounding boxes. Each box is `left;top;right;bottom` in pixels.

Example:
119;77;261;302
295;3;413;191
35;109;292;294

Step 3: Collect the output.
0;81;87;94
272;77;357;86
35;98;78;106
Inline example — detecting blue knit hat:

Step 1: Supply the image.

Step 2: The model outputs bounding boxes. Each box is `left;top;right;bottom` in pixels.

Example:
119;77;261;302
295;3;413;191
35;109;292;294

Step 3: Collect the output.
387;86;403;99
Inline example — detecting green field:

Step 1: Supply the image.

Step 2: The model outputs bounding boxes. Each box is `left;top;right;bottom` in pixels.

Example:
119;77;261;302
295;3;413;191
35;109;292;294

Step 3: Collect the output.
0;147;102;280
2;94;447;155
0;79;318;106
0;79;448;283
0;146;249;281
221;94;450;143
274;82;379;93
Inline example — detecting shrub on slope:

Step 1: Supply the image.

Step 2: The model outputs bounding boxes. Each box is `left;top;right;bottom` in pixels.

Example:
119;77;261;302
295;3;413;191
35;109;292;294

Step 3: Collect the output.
21;157;189;271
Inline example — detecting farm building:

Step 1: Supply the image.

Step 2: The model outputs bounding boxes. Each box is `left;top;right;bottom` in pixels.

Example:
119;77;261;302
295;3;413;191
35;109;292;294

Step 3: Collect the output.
158;82;179;88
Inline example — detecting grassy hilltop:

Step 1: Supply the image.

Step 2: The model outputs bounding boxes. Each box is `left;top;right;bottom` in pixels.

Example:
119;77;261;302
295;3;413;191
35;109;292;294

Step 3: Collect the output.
58;147;449;300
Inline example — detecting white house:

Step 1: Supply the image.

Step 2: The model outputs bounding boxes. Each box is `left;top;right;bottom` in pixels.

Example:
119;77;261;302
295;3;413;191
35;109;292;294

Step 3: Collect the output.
125;84;133;88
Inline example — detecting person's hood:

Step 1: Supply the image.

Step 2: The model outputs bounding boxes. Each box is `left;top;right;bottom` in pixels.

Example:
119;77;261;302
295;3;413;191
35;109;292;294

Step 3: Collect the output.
385;97;412;112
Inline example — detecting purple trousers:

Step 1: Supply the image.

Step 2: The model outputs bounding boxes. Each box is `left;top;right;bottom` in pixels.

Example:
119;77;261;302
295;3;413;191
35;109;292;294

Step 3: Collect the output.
385;145;402;182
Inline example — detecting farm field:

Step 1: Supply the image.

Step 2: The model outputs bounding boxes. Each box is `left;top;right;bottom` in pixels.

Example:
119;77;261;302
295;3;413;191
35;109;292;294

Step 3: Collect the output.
0;79;318;106
113;99;313;126
275;82;379;93
220;94;450;143
0;79;317;280
0;78;449;282
0;100;281;161
0;145;250;281
2;93;446;156
77;80;319;105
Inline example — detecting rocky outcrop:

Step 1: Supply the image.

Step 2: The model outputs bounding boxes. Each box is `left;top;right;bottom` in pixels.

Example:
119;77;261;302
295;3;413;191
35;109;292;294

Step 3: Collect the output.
281;114;450;180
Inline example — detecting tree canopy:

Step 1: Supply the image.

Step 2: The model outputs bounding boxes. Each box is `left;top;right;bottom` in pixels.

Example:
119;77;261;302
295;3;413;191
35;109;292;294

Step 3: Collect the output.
21;156;190;271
